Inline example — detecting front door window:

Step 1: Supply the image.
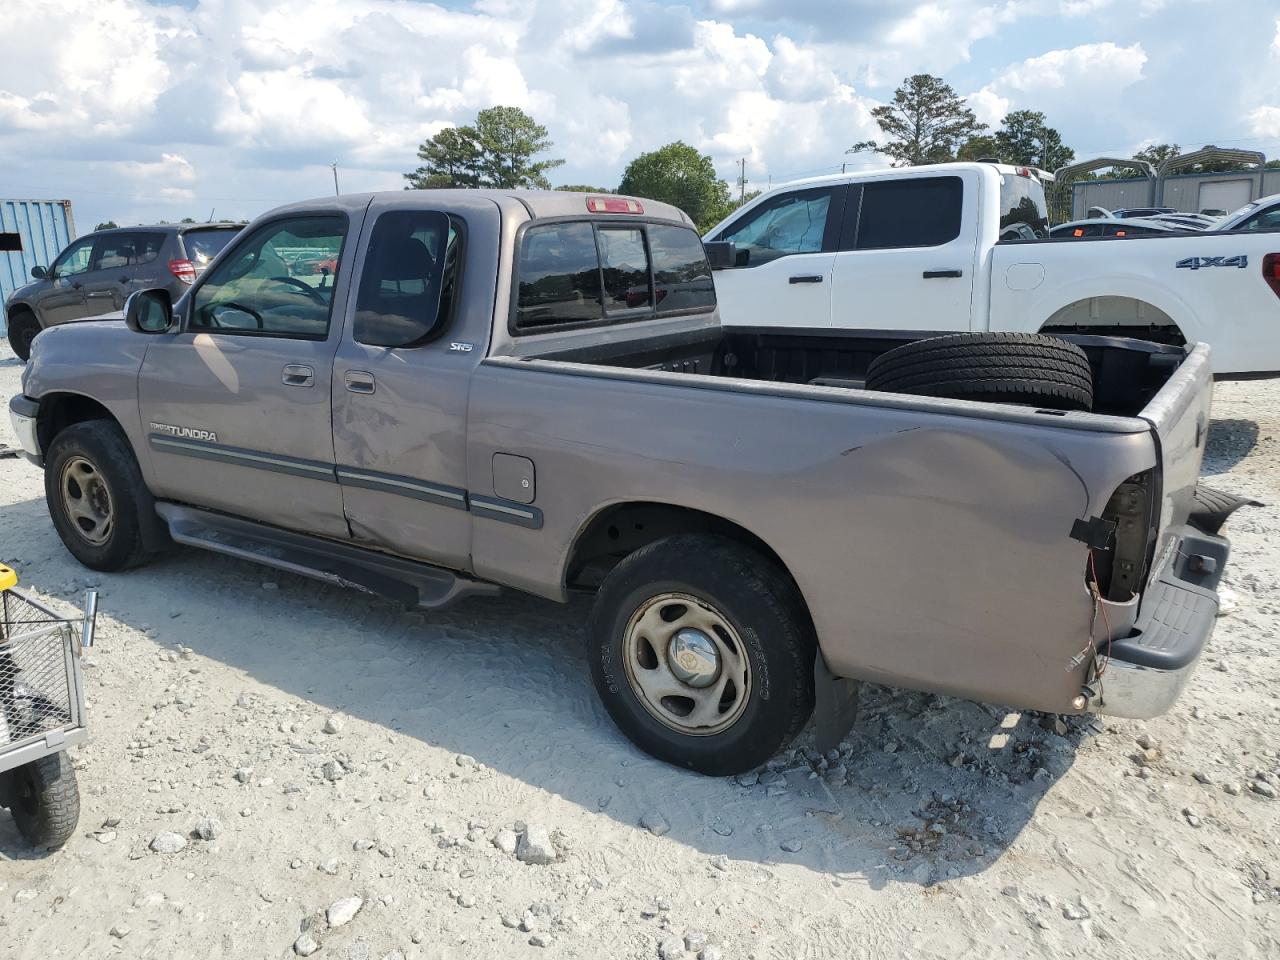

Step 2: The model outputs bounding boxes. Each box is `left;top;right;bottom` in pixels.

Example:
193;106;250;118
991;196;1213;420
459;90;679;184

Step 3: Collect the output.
191;217;346;339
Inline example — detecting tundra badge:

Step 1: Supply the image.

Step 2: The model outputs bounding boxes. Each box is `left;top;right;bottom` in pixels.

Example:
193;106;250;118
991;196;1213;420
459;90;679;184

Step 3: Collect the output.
149;421;218;443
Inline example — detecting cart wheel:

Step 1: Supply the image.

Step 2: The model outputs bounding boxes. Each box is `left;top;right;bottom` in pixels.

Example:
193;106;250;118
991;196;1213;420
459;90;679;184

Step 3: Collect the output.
7;753;80;849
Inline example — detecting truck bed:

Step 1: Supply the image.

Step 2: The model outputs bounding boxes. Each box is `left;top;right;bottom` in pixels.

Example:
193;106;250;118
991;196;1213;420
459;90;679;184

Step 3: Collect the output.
516;322;1187;419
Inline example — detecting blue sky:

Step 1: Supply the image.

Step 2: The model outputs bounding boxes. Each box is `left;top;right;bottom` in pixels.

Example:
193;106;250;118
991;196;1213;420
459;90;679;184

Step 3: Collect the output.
0;0;1277;230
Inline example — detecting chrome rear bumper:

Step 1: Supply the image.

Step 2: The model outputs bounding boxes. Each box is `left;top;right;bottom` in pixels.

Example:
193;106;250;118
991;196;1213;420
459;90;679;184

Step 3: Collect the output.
1090;525;1227;720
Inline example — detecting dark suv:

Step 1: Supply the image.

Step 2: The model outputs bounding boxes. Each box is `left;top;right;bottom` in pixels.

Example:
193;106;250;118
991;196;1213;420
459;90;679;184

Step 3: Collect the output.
3;222;243;361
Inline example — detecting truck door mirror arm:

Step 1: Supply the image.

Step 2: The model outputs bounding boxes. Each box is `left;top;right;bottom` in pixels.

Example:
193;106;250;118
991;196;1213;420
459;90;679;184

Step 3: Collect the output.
703;240;740;270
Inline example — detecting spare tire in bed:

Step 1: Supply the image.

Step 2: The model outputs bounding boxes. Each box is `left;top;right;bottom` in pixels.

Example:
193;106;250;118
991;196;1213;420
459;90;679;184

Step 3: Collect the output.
863;332;1094;411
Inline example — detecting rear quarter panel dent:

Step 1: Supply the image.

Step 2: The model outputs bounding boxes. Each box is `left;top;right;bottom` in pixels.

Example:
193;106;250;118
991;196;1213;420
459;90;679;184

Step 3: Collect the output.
467;362;1157;712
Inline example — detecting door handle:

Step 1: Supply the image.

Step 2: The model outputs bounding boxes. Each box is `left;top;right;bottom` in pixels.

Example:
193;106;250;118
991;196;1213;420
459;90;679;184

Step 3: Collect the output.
118;276;130;284
282;364;315;388
923;269;963;279
72;282;83;290
789;275;824;284
344;370;376;394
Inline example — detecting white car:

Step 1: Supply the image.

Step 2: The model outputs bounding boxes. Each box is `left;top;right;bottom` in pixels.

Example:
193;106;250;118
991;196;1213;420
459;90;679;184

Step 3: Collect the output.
704;163;1280;376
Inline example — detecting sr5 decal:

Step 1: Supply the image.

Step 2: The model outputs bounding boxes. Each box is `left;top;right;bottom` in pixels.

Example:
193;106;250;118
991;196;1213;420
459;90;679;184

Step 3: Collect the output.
1176;255;1248;270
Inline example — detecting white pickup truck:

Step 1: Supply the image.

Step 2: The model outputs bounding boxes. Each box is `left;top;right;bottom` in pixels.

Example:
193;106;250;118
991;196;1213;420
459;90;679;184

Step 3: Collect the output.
704;162;1280;377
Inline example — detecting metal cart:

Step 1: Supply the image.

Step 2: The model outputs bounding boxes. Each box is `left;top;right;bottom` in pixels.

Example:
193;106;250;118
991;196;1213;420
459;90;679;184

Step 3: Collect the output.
0;563;96;848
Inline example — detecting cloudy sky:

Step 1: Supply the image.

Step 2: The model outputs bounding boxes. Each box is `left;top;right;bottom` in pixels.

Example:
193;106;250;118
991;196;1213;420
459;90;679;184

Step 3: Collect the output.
1;0;1278;230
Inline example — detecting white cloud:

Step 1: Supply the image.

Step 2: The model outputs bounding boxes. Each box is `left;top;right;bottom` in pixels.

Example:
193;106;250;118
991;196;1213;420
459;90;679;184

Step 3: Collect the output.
0;0;1274;229
0;0;176;135
110;153;198;201
970;42;1147;133
1250;106;1280;138
967;88;1010;129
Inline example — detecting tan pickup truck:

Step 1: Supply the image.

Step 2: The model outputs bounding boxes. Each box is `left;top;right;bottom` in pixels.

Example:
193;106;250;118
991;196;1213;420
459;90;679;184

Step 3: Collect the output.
9;189;1248;775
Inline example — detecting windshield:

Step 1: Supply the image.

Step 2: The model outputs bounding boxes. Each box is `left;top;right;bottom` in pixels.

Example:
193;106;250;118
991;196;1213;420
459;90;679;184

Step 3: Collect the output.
999;173;1050;239
1212;201;1261;230
183;228;241;268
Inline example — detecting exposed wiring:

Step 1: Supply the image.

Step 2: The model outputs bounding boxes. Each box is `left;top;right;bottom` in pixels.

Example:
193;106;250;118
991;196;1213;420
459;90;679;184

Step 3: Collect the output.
1088;549;1113;679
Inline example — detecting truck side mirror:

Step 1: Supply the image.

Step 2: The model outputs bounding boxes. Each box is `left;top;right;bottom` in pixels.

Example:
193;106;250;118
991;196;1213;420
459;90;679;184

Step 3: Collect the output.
30;265;47;279
124;290;174;334
703;241;739;270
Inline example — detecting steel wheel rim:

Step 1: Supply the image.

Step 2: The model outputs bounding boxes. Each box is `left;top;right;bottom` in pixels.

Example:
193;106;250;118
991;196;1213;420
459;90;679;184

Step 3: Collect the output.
60;455;113;546
622;592;751;736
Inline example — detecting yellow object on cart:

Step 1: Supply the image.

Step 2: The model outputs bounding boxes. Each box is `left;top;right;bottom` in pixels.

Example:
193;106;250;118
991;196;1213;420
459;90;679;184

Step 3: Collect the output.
0;563;16;592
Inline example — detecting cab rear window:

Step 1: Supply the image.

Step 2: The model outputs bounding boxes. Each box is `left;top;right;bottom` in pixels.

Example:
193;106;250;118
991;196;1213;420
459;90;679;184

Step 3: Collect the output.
514;220;714;333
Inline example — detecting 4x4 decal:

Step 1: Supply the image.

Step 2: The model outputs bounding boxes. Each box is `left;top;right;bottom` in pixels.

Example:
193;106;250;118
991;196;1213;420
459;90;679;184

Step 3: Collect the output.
1176;255;1248;270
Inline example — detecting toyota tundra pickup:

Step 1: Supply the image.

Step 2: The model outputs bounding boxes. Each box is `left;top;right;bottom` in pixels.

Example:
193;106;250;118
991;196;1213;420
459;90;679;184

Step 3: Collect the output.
7;189;1247;775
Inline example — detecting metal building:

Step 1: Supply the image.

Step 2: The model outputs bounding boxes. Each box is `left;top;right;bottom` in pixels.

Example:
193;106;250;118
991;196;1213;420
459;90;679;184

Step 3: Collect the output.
1;198;76;336
1065;149;1279;220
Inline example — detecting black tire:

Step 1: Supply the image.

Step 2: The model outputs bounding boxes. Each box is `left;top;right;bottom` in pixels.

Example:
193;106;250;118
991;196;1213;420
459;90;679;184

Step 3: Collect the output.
6;753;80;849
589;535;814;776
864;332;1094;411
6;309;40;362
44;419;153;571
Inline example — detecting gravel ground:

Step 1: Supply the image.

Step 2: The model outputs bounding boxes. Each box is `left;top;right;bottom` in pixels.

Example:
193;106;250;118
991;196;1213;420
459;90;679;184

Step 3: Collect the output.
0;339;1277;960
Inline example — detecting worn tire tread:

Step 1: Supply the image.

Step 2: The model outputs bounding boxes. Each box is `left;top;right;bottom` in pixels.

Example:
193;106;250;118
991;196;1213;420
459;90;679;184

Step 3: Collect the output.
589;535;815;776
45;419;152;571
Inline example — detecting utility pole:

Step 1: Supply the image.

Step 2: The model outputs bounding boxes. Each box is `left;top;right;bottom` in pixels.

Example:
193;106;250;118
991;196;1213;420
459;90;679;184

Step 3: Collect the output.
737;158;748;202
331;161;340;196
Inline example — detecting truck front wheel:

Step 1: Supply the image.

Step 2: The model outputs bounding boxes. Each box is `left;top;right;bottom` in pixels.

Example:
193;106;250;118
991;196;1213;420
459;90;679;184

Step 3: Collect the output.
589;535;814;776
44;420;154;571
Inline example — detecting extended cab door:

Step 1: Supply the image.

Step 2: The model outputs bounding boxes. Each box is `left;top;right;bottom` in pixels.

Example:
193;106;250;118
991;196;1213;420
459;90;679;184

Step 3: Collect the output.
329;195;498;571
137;212;355;537
708;184;846;328
827;172;978;331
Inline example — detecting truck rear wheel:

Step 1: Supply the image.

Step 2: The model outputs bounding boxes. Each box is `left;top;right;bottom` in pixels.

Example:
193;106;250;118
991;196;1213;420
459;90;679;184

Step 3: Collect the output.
5;753;80;849
864;332;1094;411
6;309;40;362
45;420;154;571
589;535;814;776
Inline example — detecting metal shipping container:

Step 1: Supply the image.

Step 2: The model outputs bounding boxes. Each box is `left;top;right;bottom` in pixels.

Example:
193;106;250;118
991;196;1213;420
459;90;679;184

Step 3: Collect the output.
1;199;75;336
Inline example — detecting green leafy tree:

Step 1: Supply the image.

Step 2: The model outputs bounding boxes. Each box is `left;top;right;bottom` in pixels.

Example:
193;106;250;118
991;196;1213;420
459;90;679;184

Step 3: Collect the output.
617;141;734;232
1133;143;1180;170
405;107;563;190
405;125;483;189
956;135;999;161
555;184;613;193
850;74;985;166
993;110;1074;171
94;220;118;230
474;106;564;189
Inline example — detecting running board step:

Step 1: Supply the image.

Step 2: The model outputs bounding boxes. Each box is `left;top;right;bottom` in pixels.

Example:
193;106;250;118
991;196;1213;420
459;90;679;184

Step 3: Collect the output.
155;503;500;610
